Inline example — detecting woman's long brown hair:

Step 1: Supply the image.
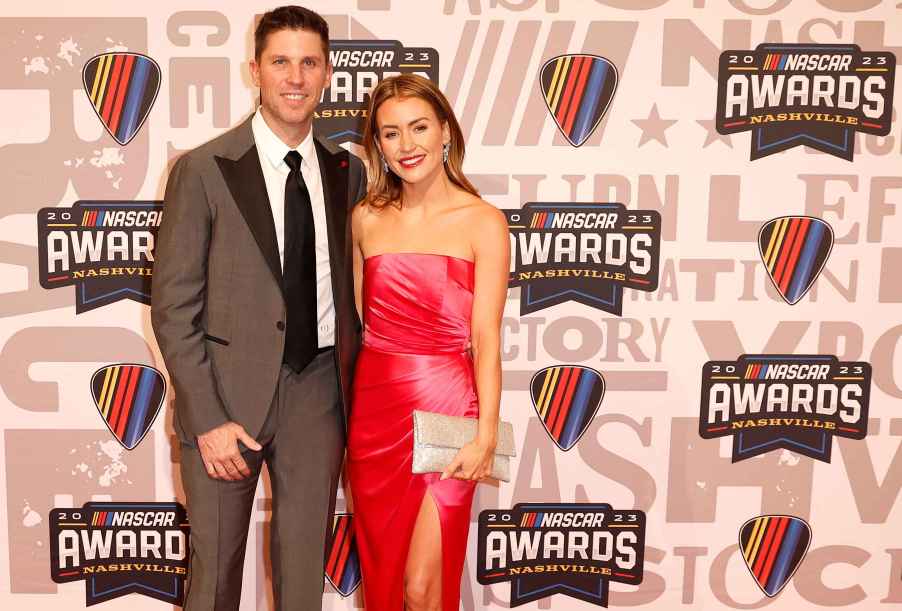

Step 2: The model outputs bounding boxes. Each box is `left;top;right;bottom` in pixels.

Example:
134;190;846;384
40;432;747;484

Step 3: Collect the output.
361;74;479;209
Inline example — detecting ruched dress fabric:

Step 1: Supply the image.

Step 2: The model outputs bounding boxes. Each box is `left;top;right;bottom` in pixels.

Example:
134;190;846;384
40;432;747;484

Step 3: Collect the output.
348;252;478;611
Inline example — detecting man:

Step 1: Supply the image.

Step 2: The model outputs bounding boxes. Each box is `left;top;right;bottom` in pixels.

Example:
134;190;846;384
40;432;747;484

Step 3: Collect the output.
151;6;366;609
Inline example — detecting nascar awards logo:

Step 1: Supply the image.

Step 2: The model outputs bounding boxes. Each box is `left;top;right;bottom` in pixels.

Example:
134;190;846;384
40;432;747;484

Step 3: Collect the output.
716;43;895;160
316;40;438;145
477;503;645;607
82;52;161;146
540;54;618;147
739;515;811;598
699;355;871;462
49;502;189;606
38;201;162;313
530;365;605;451
758;216;834;305
506;203;661;316
91;364;166;450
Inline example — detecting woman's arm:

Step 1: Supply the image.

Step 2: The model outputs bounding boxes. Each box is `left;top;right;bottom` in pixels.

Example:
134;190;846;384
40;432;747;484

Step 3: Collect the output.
470;204;510;449
441;202;510;481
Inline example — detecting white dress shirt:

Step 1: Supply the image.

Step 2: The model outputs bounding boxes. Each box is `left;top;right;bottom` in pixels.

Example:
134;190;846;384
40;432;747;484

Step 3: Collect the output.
251;109;334;348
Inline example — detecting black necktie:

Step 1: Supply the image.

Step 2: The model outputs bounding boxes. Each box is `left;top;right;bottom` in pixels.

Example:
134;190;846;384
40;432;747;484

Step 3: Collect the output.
282;150;318;372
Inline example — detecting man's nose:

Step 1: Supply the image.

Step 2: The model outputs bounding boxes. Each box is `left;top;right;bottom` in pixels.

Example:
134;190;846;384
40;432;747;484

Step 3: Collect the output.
287;62;304;86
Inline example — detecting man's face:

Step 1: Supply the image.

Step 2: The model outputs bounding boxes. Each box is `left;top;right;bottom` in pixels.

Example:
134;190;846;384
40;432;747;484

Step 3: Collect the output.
250;28;331;136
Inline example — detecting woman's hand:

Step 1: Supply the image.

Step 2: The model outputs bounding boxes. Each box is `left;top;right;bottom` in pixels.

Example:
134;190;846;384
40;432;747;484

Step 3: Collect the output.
441;438;496;481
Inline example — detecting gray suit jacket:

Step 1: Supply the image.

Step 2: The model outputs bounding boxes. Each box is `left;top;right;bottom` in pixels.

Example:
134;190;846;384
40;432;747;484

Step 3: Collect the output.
151;116;367;444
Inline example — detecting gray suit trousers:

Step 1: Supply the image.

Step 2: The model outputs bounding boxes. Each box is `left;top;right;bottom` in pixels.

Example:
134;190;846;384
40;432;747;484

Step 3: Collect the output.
179;351;344;610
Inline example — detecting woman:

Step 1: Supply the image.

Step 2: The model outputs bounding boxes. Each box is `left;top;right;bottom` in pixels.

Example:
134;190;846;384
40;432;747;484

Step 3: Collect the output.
347;73;509;611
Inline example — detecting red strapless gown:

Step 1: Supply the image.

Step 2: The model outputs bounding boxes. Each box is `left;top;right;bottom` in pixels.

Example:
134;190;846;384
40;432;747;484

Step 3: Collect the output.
348;252;478;611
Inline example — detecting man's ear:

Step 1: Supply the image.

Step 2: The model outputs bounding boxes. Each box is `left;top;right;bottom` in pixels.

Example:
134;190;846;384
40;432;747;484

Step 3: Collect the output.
249;58;261;88
324;61;333;90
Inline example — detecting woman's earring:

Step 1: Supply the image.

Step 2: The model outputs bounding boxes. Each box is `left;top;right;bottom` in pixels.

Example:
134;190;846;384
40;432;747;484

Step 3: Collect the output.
442;142;450;163
381;156;390;174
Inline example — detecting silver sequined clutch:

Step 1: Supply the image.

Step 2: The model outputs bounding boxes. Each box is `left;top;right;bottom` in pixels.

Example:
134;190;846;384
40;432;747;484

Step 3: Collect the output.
412;410;516;482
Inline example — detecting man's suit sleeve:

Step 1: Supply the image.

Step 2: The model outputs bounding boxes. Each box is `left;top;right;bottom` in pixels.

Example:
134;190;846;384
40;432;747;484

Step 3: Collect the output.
351;154;367;206
151;154;230;439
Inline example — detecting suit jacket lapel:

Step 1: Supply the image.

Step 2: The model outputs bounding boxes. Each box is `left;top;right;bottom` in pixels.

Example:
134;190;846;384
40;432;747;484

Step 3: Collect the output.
215;145;283;292
315;138;349;282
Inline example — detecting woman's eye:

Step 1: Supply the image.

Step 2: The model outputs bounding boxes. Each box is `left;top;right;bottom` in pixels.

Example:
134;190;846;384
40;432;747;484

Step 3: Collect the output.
384;131;397;138
414;125;427;132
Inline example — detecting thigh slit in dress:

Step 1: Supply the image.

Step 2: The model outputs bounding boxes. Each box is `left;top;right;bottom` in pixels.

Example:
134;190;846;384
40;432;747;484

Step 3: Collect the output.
348;252;478;611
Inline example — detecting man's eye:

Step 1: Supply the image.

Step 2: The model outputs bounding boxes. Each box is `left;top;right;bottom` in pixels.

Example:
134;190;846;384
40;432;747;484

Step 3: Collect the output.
304;58;316;66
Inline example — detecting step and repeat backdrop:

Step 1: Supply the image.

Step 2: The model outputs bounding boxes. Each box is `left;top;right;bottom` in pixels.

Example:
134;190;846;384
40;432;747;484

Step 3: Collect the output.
2;0;901;609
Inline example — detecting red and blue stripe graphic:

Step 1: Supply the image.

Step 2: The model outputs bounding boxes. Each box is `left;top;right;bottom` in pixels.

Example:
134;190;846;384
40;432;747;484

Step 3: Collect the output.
740;515;811;597
758;216;834;305
81;210;110;227
529;211;556;228
762;53;790;71
325;514;361;597
519;511;545;527
90;364;166;450
530;366;605;451
540;54;618;147
743;363;772;379
91;511;115;526
82;53;161;146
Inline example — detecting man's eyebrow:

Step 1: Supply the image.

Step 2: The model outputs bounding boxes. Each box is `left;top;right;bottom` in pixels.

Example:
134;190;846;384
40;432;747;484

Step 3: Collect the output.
268;53;321;61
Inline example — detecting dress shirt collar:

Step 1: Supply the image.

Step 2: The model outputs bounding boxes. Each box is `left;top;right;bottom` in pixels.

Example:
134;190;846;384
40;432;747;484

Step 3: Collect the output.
252;107;317;172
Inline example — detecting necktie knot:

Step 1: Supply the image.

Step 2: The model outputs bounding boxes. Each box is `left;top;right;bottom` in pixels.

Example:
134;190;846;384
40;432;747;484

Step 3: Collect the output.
284;150;303;173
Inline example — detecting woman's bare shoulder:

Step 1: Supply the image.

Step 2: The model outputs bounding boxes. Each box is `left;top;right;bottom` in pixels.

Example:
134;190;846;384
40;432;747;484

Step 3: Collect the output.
453;196;508;256
351;201;367;230
458;195;507;227
351;201;384;241
352;199;395;225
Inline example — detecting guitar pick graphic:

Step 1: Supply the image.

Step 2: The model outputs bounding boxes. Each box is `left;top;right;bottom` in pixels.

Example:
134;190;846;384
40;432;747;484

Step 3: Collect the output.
530;366;605;451
739;515;811;597
325;513;362;597
540;54;618;147
82;52;161;146
758;216;834;305
90;364;166;450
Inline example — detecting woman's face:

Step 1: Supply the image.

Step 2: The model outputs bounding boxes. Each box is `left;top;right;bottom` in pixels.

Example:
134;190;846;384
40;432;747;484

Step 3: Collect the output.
375;95;450;185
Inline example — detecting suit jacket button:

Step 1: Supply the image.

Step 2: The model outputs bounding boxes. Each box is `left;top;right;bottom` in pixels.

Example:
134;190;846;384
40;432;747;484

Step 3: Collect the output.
276;321;285;331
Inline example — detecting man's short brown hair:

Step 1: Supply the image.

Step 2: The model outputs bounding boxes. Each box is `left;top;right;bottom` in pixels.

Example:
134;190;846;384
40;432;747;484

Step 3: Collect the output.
254;5;330;61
